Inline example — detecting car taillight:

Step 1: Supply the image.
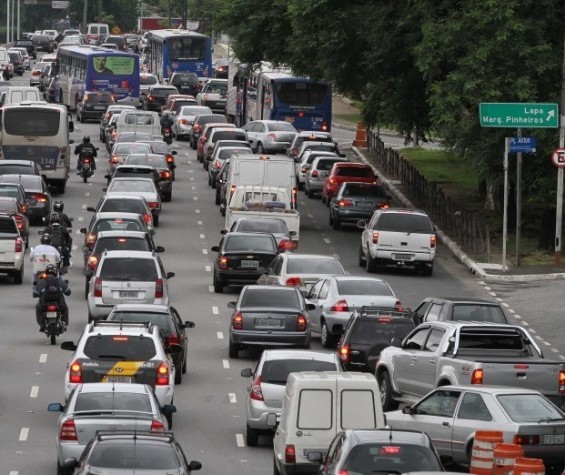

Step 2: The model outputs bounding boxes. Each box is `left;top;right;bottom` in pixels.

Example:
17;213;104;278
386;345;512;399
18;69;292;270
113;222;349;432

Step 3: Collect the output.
559;370;565;393
86;233;96;245
372;231;379;244
339;344;350;363
328;178;336;185
179;119;188;125
143;213;152;225
250;375;264;401
292;149;298;157
296;315;307;331
285;277;302;287
110;154;119;163
312;170;319;177
394;301;404;312
14;214;23;230
166;334;180;346
93;277;102;297
47;304;57;312
471;368;483;384
267;133;277;142
376;202;390;209
15;238;23;253
513;434;540;445
193;124;201;133
82;158;91;164
430;235;437;248
218;256;229;270
149;95;155;101
150;420;165;432
339;199;353;207
21;203;28;213
330;299;349;312
232;312;243;330
155;278;163;298
292;187;297;206
160;170;171;179
156;362;169;385
69;361;82;384
59;419;78;441
166;154;174;164
87;255;99;270
32;70;40;76
321;122;328;131
278;239;295;251
147;201;159;209
337;470;350;475
34;193;47;202
285;444;296;464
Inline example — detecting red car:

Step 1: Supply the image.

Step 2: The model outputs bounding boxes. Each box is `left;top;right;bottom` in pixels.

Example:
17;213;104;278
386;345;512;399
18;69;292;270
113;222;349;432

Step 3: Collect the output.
322;162;377;204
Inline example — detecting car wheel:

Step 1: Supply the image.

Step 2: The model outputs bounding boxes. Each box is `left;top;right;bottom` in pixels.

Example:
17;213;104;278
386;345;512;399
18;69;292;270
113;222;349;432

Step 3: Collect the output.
215;189;221;205
166;411;173;429
174;365;182;384
213;273;224;293
221;206;226;217
12;268;23;285
321;321;338;348
333;216;341;230
246;425;259;447
153;215;159;226
228;340;238;358
88;312;93;323
84;278;89;300
208;174;212;186
366;250;378;273
274;456;282;475
182;350;187;374
257;142;265;154
358;244;366;266
321;194;326;204
164;191;172;202
422;263;434;276
204;160;209;171
57;460;72;475
378;371;398;411
306;186;313;199
79;109;84;123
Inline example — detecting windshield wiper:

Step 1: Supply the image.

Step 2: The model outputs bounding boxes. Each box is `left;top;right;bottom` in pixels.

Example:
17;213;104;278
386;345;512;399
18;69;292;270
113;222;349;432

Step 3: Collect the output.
538;417;565;423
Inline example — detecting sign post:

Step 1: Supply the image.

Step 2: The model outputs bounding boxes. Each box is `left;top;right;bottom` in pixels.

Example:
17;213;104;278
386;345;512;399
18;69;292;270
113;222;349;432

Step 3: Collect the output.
502;138;509;271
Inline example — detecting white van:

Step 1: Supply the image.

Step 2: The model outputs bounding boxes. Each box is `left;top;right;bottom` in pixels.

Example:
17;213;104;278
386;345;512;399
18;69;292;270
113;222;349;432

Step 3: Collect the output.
116;110;161;139
86;23;110;45
272;371;385;475
0;87;42;107
0;47;9;78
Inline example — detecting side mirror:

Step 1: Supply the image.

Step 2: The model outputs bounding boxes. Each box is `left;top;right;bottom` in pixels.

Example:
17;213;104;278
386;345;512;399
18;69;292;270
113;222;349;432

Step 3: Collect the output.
60;341;77;351
155;246;165;253
265;412;278;428
86;206;96;212
82;245;90;252
211;245;220;252
307;452;323;464
79;227;86;233
102;187;107;192
184;320;195;328
227;301;236;309
240;368;253;378
306;303;316;311
62;458;78;469
357;219;367;229
289;231;297;237
220;229;227;235
104;174;110;179
162;404;177;415
166;272;175;279
171;150;177;155
188;461;202;472
68;121;74;132
402;405;414;415
69;138;75;144
47;402;64;412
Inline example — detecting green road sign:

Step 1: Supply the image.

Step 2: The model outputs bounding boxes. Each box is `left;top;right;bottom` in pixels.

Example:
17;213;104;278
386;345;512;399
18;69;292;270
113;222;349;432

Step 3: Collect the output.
479;102;559;128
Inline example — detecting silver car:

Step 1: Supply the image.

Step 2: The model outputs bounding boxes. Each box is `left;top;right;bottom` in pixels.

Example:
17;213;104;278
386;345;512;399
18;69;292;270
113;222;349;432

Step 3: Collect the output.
172;105;212;140
304;155;348;198
48;383;175;474
386;385;565;471
243;120;298;154
240;349;343;446
295;150;339;190
257;253;347;295
305;276;403;348
105;177;162;219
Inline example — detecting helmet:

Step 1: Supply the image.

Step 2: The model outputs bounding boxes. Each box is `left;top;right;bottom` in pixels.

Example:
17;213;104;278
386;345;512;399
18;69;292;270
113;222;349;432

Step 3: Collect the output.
49;212;60;224
83;135;90;144
53;201;64;213
40;233;52;245
45;264;58;276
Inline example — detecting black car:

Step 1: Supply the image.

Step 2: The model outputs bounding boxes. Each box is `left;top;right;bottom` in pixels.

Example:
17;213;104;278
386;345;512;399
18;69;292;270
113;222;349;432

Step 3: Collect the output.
103;35;127;51
31;34;53;53
61;431;202;474
411;296;510;325
329;182;392;230
142;85;179;112
8;51;24;76
190;113;228;149
211;232;279;293
123;33;140;51
215;158;231;206
12;39;36;59
77;91;116;123
169;72;200;96
106;304;194;384
213;59;229;79
337;306;415;373
105;164;162;192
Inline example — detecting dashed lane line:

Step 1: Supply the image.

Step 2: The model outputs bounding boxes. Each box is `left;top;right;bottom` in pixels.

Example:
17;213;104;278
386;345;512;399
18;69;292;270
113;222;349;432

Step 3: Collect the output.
235;433;245;447
30;386;38;398
200;234;205;239
39;354;47;363
202;249;208;255
212;306;219;315
229;393;237;403
222;359;230;369
217;332;224;340
19;428;29;441
205;265;211;272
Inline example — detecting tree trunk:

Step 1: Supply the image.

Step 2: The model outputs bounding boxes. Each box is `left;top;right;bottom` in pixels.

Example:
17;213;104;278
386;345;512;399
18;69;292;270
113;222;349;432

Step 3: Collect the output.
484;177;497;212
538;208;556;250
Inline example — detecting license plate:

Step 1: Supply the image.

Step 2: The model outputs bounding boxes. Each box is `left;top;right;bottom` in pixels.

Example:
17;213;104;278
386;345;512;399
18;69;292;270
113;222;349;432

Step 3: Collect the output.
543;434;565;444
46;311;57;318
394;253;414;261
255;318;283;328
358;201;374;207
94;105;106;110
120;291;138;297
241;260;259;268
104;376;133;383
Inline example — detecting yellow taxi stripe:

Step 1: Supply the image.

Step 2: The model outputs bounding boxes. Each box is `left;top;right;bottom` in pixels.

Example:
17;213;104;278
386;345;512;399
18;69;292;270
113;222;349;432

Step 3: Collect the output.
105;361;145;377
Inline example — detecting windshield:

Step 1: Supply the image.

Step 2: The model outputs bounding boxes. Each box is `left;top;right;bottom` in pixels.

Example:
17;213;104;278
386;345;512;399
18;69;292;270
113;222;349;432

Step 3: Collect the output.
126;155;168;168
287;257;344;275
218;148;252;160
342;184;387;197
241;289;300;308
180;106;212;116
115;144;151;155
83;335;156;360
168;36;207;61
140;75;158;85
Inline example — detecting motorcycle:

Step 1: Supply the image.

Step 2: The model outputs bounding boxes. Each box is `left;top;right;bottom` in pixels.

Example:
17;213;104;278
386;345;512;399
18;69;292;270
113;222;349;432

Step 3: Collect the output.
162;126;173;145
41;302;65;345
79;156;94;183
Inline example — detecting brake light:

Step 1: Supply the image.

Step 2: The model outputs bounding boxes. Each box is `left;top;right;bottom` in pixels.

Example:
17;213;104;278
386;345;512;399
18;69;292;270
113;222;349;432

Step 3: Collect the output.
82;158;91;164
337;470;349;475
155;278;164;298
292;187;297;206
339;344;350;363
47;304;57;312
559;370;565;393
34;193;47;202
471;368;483;385
296;315;307;331
69;361;82;384
15;237;23;253
59;419;78;441
298;111;304;118
380;446;401;455
372;231;379;244
156;362;169;385
277;239;294;251
143;213;152;225
93;277;102;297
321;121;328;131
218;256;229;270
339;199;353;207
250;375;264;401
232;312;243;330
285;277;302;287
394;301;404;312
86;233;96;245
513;434;540;445
160;170;171;179
377;202;389;209
166;334;180;346
13;214;24;230
150;420;165;432
147;201;159;209
87;255;99;270
312;170;319;177
179;119;188;125
267;133;277;142
193;124;201;133
330;299;349;312
430;235;436;248
285;445;296;464
166;154;174;164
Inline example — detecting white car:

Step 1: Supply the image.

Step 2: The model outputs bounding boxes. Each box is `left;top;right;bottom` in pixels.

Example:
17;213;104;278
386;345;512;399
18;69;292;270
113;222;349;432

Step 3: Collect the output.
172;105;212;140
196;78;228;113
295;150;340;190
242;120;298;154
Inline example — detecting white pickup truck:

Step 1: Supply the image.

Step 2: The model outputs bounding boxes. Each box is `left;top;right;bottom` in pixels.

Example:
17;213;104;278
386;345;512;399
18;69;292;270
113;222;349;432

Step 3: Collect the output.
225;185;300;243
0;214;25;284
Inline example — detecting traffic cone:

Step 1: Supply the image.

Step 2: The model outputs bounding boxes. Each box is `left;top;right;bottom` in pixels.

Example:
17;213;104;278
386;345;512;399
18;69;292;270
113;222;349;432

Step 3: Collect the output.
352;121;367;147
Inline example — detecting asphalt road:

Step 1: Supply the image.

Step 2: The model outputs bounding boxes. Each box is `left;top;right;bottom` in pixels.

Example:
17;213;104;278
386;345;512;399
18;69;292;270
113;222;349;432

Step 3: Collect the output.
1;67;564;474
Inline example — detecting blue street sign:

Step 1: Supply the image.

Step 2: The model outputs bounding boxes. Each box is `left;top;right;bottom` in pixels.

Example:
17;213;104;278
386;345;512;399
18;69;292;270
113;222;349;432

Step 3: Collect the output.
509;136;536;153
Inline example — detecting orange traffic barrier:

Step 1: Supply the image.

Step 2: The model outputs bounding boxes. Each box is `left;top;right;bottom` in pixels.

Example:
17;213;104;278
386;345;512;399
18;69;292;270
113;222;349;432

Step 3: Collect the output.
513;457;545;475
493;443;523;475
352;121;367;147
470;431;504;475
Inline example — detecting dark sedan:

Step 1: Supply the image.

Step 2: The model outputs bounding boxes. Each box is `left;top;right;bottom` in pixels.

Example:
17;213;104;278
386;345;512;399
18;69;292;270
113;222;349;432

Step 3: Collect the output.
211;232;279;293
227;285;314;358
329;182;392;230
142;85;179;112
0;174;51;223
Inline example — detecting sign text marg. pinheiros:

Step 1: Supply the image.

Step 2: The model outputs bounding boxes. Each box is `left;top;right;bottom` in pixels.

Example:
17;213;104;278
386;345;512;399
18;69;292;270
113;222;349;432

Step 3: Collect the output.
479;103;559;128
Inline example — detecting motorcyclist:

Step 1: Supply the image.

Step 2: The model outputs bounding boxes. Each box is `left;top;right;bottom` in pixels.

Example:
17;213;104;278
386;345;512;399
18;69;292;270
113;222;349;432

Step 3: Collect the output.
74;135;97;171
29;233;61;291
52;201;72;229
43;213;72;268
34;264;71;331
160;112;174;130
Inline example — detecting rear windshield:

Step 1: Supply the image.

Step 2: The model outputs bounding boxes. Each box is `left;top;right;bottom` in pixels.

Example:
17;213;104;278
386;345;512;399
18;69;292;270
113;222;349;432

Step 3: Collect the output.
198;115;227;125
497;394;565;423
126;156;168;168
337;280;394;296
85;93;113;104
343;444;441;473
218;148;252;160
116;133;152;142
225;235;276;252
335;166;374;178
351;319;414;344
342;184;387;197
214;131;246;142
295;136;332;148
140;75;158;85
0;164;36;174
315;159;343;171
0;217;17;233
4;109;60;136
99;258;157;281
100;199;145;214
107;311;174;332
75;392;152;413
241;289;299;308
287;257;344;275
115;144;151;155
457;330;526;351
115;169;154;178
151;88;177;97
0;199;17;212
305;144;336;153
376;213;433;233
88;441;179;469
236;220;288;233
0;187;20;199
83;335;156;360
94;237;149;253
267;122;296;132
180;106;211;116
451;304;507;324
124;114;154;125
0;175;40;189
204;82;227;93
261;359;338;385
108;180;155;193
93;219;143;233
171;74;198;85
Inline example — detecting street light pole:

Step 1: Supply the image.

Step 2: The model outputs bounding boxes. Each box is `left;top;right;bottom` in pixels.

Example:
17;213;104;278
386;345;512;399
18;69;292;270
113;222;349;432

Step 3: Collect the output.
82;0;88;34
7;0;10;44
555;27;565;267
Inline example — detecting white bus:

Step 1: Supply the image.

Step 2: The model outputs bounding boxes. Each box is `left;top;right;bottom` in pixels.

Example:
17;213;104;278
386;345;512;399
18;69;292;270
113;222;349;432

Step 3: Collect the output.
0;102;75;193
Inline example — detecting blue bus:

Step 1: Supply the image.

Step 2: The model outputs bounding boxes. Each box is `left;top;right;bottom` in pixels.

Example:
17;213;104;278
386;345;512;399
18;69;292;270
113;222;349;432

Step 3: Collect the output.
56;45;140;109
145;29;212;82
245;71;332;132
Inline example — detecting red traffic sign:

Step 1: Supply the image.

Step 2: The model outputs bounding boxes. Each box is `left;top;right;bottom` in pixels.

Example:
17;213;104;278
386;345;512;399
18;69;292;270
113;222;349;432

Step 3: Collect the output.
551;149;565;167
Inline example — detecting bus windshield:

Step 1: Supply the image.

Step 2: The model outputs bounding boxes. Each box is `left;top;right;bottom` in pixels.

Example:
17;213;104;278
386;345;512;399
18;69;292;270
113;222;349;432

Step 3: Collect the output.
168;37;207;60
275;82;329;107
4;109;60;136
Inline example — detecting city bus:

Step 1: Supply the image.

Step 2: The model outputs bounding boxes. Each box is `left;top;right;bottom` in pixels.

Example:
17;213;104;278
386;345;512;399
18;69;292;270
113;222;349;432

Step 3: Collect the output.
56;45;140;109
245;70;332;132
145;29;212;82
0;102;74;193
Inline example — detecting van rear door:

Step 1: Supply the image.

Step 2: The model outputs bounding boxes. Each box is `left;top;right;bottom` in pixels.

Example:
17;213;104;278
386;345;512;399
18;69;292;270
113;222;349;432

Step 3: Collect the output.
337;377;386;431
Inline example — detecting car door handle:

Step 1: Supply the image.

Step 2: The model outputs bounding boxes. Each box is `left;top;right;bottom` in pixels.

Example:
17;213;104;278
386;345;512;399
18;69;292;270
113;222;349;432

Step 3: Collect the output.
429;360;436;364
442;422;450;427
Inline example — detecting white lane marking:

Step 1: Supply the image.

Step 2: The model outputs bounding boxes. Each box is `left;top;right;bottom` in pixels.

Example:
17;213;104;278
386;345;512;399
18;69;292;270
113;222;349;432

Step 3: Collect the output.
489;292;496;297
534;335;542;340
30;386;39;398
307;214;314;218
508;308;515;314
202;249;208;255
235;433;245;447
205;265;211;272
85;192;90;197
212;306;219;315
192;186;196;190
552;348;559;353
197;221;203;225
188;169;194;173
72;245;78;251
543;341;551;346
494;297;502;302
217;331;224;340
39;354;47;363
19;428;29;441
484;286;491;291
229;393;237;403
501;302;509;307
78;216;84;222
190;177;194;181
81;204;86;209
10;471;18;475
200;234;205;239
75;229;81;235
222;359;230;369
522;321;529;326
529;329;536;334
560;355;565;359
316;225;322;230
208;285;214;292
193;196;198;200
195;209;200;213
324;238;331;244
514;315;521;319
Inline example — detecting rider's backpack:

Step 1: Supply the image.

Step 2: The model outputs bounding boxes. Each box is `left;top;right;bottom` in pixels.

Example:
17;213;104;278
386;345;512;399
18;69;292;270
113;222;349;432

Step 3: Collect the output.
49;225;65;248
40;276;62;305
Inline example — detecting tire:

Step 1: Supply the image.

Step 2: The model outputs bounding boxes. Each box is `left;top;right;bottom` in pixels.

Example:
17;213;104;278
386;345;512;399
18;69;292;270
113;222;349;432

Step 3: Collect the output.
228;340;238;359
174;365;182;384
358;243;366;267
221;206;226;217
246;425;259;447
211;176;216;189
321;194;326;204
215;189;221;205
329;211;333;225
164;191;172;202
84;278;89;300
166;412;173;429
204;160;209;171
306;187;313;199
153;215;159;226
366;250;378;273
213;273;224;293
208;174;212;186
13;268;23;285
422;263;434;276
274;456;282;475
57;460;72;475
257;142;265;154
182;350;187;374
50;330;56;346
333;217;341;230
321;321;338;348
378;371;398;411
88;312;93;323
82;173;87;183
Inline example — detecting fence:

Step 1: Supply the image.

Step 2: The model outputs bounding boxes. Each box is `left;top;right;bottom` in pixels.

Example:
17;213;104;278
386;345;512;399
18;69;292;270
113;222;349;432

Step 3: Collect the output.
367;131;491;260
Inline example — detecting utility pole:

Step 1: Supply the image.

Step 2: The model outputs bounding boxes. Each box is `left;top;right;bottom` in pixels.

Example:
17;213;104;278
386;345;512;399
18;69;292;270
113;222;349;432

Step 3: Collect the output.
82;0;88;34
7;0;10;43
556;27;565;267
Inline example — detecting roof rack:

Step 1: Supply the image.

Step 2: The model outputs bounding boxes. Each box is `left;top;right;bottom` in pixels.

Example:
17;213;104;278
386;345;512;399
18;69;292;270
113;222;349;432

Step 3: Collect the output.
358;306;412;318
95;430;174;441
89;320;154;332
